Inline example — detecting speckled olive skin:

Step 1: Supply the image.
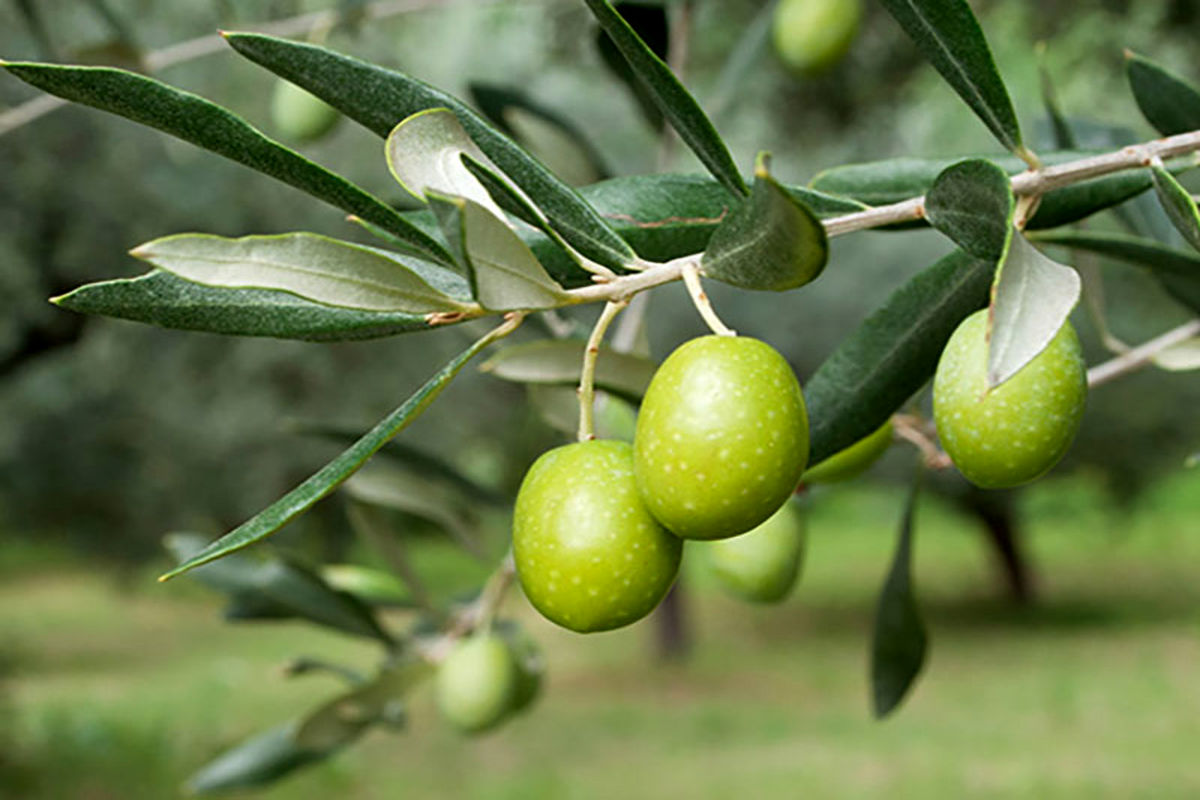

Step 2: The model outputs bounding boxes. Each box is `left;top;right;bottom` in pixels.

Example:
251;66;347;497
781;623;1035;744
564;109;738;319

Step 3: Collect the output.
512;440;682;633
802;420;894;484
634;336;809;540
933;309;1086;489
434;634;519;734
270;80;341;143
705;500;806;604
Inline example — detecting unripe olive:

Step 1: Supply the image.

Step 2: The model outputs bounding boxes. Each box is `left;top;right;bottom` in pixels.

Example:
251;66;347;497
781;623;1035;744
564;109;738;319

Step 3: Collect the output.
270;80;341;143
512;440;682;633
434;633;519;734
771;0;862;77
933;309;1086;489
801;420;894;484
704;499;806;604
634;336;809;541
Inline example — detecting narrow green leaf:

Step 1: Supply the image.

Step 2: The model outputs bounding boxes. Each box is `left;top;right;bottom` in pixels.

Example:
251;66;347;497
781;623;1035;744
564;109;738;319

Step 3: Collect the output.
185;722;335;795
52;271;455;341
295;660;430;750
987;232;1081;388
581;0;748;197
701;154;828;291
480;339;656;402
461;154;554;234
1126;51;1200;136
222;33;637;271
131;233;470;314
925;158;1015;261
1030;229;1200;315
160;325;512;580
469;83;611;185
163;533;392;643
805;250;993;465
427;193;570;311
385;108;510;218
871;467;928;719
593;2;667;132
1151;165;1200;251
0;61;453;266
877;0;1024;154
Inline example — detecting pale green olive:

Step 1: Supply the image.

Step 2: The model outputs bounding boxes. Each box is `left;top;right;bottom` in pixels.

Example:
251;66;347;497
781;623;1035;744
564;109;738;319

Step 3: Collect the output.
434;634;519;734
802;420;894;484
933;309;1086;489
771;0;862;76
512;440;682;633
634;336;809;540
705;499;806;604
270;80;341;143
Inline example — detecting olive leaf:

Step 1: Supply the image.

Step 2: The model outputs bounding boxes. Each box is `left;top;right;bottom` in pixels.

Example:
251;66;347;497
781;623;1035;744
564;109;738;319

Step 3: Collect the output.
130;232;470;314
987;232;1081;389
1151;337;1200;372
1126;51;1200;137
925;158;1015;262
1150;165;1200;252
185;722;334;795
480;339;656;402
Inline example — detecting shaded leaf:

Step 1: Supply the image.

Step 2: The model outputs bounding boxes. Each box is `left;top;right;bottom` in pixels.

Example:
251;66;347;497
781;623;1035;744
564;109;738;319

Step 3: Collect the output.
341;463;479;553
223;33;636;271
0;61;453;266
581;0;748;197
877;0;1024;153
52;270;453;341
526;385;638;442
925;158;1014;261
385;108;509;218
480;339;656;401
871;467;928;718
295;659;431;750
160;325;513;580
987;233;1081;388
701;154;828;291
185;722;336;795
131;233;471;313
805;250;993;465
1151;165;1200;251
427;193;570;311
1126;51;1200;136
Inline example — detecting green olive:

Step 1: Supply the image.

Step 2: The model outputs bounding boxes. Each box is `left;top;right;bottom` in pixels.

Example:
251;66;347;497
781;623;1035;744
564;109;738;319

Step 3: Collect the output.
634;336;809;540
434;633;519;734
704;499;806;604
933;309;1087;489
270;80;341;143
512;440;682;633
771;0;862;77
802;420;894;484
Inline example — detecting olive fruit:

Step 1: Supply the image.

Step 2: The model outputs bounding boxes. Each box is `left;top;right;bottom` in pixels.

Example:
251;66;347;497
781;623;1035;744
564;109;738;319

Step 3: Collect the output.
801;420;894;484
512;440;682;633
771;0;862;77
933;309;1086;489
270;80;341;143
704;499;806;604
434;633;519;734
634;336;809;540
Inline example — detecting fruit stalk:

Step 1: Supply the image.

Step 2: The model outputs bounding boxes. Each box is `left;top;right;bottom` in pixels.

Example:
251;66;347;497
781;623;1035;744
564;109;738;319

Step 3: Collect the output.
577;299;629;442
680;261;737;337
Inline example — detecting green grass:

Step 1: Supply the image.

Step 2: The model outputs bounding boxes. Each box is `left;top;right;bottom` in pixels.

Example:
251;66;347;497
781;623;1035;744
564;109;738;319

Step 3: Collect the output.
3;471;1200;799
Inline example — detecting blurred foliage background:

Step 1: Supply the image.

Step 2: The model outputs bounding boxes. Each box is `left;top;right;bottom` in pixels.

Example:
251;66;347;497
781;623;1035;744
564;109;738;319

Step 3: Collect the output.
1;0;1199;797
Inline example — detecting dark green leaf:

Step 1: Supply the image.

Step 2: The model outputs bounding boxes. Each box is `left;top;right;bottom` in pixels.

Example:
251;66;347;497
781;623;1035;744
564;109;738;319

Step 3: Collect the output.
806;250;993;465
295;659;430;750
594;3;667;132
701;154;828;291
185;722;335;795
1030;229;1200;314
581;0;748;197
427;193;570;311
131;233;471;313
0;61;453;266
1151;165;1200;251
1126;51;1200;136
223;33;636;271
160;324;512;580
461;155;551;233
480;339;656;402
163;533;392;643
877;0;1024;154
468;83;611;185
871;467;928;719
925;158;1014;261
52;270;455;341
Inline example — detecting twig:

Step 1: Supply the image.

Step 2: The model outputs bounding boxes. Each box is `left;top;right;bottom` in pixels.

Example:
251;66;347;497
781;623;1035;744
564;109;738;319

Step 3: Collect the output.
892;413;951;471
1087;318;1200;387
577;299;629;441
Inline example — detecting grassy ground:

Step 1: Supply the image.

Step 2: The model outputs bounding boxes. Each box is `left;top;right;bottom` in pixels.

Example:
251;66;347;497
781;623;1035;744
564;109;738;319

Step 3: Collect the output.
2;471;1199;800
